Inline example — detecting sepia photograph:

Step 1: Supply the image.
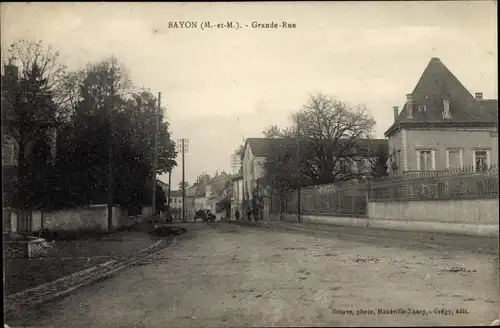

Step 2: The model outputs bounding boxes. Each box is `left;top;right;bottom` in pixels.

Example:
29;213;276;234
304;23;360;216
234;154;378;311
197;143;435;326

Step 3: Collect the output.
1;2;498;327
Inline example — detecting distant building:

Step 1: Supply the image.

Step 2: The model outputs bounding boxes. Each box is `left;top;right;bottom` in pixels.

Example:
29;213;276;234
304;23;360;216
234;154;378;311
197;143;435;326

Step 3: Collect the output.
385;57;498;175
204;171;232;219
185;184;197;220
231;173;244;219
168;190;183;210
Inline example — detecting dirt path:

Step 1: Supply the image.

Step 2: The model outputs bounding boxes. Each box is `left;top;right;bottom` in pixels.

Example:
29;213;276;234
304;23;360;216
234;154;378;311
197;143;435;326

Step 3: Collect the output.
7;223;498;327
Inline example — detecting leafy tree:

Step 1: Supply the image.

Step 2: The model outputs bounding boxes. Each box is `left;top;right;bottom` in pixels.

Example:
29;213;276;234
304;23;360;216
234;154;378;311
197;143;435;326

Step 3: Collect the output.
69;59;176;208
2;40;178;212
371;148;389;178
123;89;176;174
33;56;176;209
178;181;190;191
155;182;167;212
235;143;245;161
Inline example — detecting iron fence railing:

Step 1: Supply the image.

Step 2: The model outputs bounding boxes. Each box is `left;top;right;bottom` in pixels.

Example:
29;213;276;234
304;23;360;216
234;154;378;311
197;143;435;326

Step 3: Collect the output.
402;164;498;178
370;167;499;201
273;181;368;216
268;166;499;216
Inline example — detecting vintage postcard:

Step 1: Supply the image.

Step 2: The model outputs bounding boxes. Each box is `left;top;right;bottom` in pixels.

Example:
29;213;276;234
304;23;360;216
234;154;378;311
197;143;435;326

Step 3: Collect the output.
1;2;498;327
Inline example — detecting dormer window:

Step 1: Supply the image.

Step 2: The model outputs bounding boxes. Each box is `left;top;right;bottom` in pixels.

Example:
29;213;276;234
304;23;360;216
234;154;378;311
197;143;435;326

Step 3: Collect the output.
443;97;451;119
418;105;426;112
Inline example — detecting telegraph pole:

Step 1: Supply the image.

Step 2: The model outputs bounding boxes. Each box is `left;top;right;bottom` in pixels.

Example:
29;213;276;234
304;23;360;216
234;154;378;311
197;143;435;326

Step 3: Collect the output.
177;138;189;222
167;170;172;209
107;65;115;231
182;139;186;222
296;114;301;223
151;92;161;221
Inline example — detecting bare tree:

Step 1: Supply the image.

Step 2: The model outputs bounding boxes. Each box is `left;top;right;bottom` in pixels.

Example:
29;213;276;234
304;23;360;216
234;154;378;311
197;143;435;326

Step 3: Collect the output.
2;40;75;125
295;93;376;184
263;93;377;189
234;143;245;161
263;125;284;138
262;124;295;138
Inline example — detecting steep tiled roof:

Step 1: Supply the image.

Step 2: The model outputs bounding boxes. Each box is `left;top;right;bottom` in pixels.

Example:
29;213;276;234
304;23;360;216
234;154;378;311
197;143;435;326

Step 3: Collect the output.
192;184;205;197
246;137;306;158
386;57;497;136
479;99;498;116
169;190;182;197
355;139;389;155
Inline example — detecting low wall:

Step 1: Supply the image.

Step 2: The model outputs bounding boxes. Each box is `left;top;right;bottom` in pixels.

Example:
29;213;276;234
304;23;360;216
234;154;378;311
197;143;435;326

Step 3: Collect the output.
31;211;43;231
33;205;128;233
280;214;368;227
141;206;153;218
280;201;499;237
269;213;281;221
112;206;129;228
11;211;18;233
368;199;499;225
368;219;498;237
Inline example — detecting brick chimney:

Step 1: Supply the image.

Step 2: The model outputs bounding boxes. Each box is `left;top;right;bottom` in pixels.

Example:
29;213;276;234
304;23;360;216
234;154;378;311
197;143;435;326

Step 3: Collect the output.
475;92;483;100
406;94;413;118
393;106;399;122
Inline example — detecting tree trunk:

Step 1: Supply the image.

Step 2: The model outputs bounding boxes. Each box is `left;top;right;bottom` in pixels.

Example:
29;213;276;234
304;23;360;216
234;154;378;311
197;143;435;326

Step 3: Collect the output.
17;139;27;210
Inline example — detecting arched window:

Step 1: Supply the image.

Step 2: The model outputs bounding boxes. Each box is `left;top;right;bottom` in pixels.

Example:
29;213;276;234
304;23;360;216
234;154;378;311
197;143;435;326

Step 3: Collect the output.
2;136;18;166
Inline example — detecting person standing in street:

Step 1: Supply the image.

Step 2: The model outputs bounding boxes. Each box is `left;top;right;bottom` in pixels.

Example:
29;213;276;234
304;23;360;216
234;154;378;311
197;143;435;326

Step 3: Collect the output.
235;209;240;221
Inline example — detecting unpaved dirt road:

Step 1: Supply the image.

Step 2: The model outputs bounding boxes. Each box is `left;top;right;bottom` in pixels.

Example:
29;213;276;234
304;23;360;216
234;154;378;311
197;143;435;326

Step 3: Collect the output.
7;222;499;327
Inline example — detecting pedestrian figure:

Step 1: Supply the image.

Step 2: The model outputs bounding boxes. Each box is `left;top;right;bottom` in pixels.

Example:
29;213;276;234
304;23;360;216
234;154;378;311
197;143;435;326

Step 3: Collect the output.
207;210;215;222
246;207;252;221
235;209;240;221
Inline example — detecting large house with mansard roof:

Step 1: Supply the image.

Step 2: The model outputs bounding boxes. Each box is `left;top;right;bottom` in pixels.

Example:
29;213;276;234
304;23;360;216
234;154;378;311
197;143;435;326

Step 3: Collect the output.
385;57;498;176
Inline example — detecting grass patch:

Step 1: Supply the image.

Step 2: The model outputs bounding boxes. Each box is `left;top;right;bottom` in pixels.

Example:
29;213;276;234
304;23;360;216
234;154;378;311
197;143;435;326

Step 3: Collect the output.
4;257;106;296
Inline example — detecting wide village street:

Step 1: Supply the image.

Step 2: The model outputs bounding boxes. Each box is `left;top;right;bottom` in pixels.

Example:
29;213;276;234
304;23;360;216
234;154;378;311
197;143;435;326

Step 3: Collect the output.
3;3;499;328
7;222;499;327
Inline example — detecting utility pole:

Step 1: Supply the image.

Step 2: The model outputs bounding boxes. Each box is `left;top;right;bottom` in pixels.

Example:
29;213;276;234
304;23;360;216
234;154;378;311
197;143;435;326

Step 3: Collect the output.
182;139;186;222
167;170;172;209
296;114;301;223
177;138;189;222
107;65;115;231
151;92;161;221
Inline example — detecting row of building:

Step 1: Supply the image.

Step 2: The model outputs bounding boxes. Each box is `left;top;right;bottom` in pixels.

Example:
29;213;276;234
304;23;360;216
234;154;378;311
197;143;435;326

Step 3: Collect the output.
160;171;234;221
228;57;498;221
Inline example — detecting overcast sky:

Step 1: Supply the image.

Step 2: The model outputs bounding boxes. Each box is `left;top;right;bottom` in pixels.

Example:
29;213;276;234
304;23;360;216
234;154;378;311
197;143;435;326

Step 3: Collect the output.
1;2;497;188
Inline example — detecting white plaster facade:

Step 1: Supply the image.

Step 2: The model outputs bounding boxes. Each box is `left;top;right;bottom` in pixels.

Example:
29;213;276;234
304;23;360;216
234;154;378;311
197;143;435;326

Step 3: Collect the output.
242;144;265;202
